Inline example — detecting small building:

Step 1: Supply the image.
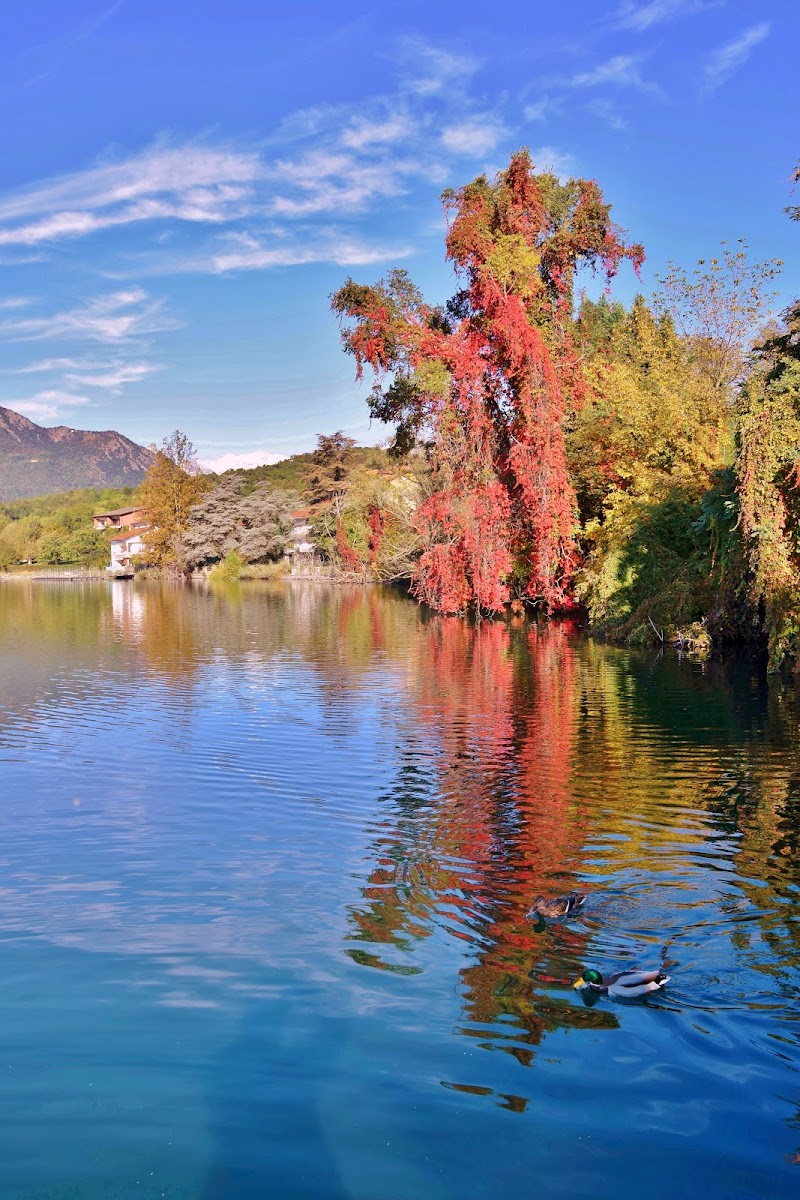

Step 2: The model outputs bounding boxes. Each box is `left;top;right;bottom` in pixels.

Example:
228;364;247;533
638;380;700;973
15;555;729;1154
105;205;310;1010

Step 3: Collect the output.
107;528;149;574
285;508;314;559
93;506;150;531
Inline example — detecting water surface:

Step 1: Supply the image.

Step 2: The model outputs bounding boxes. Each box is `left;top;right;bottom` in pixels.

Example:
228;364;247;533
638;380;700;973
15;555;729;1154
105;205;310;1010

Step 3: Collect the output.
0;579;798;1198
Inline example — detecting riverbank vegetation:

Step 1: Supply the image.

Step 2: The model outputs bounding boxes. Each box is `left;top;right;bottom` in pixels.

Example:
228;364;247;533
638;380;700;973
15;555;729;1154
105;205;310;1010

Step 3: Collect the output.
0;485;137;568
329;148;800;670
2;150;797;671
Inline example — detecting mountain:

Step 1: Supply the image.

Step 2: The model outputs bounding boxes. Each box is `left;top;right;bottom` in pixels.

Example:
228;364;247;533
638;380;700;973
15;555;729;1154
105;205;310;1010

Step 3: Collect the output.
0;406;155;500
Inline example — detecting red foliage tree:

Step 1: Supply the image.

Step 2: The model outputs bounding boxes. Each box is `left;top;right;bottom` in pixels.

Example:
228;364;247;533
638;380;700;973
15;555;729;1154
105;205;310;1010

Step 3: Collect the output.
332;149;643;614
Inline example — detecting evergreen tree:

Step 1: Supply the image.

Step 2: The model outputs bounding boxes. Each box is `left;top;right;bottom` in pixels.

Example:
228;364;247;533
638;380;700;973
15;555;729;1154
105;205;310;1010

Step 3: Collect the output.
182;474;298;568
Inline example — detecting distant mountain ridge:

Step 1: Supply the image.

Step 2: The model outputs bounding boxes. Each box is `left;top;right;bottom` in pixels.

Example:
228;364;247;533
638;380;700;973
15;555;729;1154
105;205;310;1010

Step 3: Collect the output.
0;406;154;500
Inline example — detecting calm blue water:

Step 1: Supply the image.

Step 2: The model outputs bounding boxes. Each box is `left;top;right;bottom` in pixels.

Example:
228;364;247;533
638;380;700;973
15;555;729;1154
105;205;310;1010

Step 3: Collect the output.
0;579;798;1198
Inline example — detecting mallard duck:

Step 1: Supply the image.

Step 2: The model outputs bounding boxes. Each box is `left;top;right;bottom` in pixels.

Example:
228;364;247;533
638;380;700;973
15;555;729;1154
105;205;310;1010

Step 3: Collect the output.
573;967;669;999
526;893;587;921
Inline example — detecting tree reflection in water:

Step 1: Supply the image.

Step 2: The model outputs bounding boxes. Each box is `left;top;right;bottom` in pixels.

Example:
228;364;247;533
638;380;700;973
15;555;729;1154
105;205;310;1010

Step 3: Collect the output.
346;616;621;1071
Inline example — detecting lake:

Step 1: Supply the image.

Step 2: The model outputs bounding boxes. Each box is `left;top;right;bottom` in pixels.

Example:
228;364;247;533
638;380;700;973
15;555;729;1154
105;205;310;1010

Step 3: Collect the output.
0;578;798;1199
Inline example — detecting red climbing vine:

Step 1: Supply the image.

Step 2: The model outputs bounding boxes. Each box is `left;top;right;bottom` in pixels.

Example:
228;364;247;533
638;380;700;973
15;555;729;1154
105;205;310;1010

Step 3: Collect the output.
332;149;643;614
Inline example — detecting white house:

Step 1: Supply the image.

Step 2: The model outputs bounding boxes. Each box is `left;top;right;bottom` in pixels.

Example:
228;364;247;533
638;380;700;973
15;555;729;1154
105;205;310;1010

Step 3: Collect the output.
108;529;148;574
285;508;314;559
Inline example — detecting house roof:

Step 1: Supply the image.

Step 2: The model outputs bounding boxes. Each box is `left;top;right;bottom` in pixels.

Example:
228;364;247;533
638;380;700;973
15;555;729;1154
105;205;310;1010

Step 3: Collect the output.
93;506;144;519
109;529;149;543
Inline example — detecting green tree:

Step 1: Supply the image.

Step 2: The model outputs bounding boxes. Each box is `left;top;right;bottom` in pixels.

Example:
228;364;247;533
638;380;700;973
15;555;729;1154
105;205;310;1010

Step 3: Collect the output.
14;516;43;564
37;531;70;565
67;527;110;567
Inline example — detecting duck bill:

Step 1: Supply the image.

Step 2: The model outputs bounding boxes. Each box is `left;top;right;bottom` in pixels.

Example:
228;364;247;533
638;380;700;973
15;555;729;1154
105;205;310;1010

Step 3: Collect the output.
573;977;586;990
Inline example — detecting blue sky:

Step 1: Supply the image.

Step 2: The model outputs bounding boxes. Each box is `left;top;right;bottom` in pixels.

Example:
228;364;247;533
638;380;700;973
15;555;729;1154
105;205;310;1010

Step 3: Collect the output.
0;0;796;468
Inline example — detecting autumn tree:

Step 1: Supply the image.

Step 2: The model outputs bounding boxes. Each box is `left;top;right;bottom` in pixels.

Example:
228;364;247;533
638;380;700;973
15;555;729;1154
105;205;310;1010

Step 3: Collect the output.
735;173;800;670
138;431;209;571
332;149;643;614
570;295;739;638
570;295;724;522
182;474;298;568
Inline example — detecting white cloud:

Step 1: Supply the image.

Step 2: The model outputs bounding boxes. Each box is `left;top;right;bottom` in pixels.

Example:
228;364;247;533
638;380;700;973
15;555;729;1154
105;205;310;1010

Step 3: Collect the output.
65;361;159;390
529;146;576;178
14;356;107;373
200;450;285;473
702;22;770;93
269;149;432;217
0;297;33;310
185;232;414;274
523;99;552;123
9;390;93;421
341;115;413;150
0;288;180;343
0;143;260;247
403;41;478;96
441;118;506;156
569;54;652;89
614;0;716;30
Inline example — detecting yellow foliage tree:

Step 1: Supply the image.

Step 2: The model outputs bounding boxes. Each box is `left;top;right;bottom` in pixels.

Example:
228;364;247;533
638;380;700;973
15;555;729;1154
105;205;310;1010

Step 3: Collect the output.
570;297;730;635
570;296;723;516
137;431;209;571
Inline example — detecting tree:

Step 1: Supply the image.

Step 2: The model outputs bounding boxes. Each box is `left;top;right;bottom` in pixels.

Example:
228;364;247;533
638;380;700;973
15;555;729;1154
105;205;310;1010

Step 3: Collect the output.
731;164;800;671
67;527;110;567
313;468;424;581
37;531;70;565
570;295;724;519
307;432;357;509
654;241;782;400
182;474;298;568
332;149;643;614
137;431;209;570
13;516;43;564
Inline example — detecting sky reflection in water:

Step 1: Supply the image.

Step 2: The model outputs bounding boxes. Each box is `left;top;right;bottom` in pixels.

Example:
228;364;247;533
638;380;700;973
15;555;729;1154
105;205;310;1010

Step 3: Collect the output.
0;579;798;1199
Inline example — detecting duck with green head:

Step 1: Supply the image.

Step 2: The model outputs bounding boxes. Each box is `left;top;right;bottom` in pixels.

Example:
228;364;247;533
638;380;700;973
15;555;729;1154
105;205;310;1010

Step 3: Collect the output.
573;967;670;999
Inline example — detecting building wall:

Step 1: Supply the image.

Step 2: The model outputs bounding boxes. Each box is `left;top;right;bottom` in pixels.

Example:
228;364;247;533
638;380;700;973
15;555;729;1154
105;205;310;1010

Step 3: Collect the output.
93;508;150;531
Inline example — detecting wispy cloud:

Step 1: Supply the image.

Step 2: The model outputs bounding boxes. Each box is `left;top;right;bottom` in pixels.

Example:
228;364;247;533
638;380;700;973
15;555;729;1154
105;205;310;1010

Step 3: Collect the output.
587;98;628;131
341;115;414;150
702;22;770;93
3;354;160;422
269;149;437;217
186;231;414;274
0;143;261;247
529;146;576;178
568;54;654;90
523;98;552;123
0;288;180;343
441;117;506;156
10;390;93;421
0;39;507;281
614;0;717;31
402;41;479;96
64;361;160;390
13;356;159;388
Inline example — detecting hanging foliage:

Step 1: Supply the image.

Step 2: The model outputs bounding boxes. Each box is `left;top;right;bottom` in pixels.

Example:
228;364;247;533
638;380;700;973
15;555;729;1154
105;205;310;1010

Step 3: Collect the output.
332;149;643;614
